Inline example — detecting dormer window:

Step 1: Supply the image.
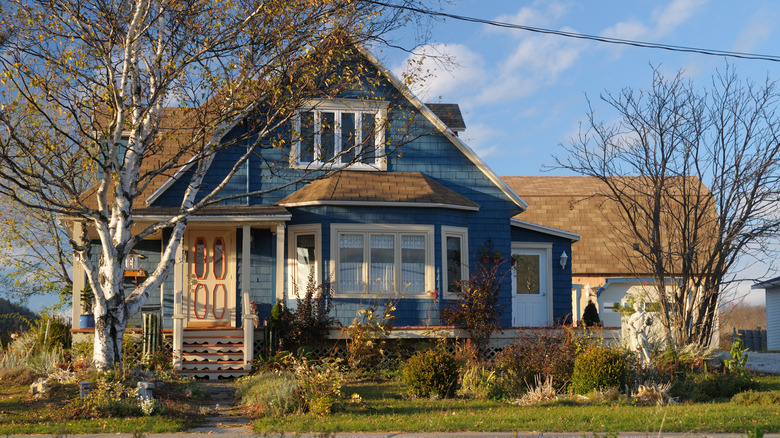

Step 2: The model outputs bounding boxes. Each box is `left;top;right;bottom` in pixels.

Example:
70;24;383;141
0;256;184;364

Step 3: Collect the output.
291;99;387;170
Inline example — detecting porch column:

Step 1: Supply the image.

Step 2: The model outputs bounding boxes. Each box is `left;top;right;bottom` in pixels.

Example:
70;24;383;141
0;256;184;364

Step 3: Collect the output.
172;234;185;370
275;223;285;303
241;225;254;369
71;221;86;330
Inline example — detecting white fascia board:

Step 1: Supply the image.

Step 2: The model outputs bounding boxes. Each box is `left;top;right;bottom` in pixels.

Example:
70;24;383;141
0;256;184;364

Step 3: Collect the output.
753;276;780;290
356;45;528;212
134;214;292;223
145;155;199;207
277;200;479;211
510;218;581;242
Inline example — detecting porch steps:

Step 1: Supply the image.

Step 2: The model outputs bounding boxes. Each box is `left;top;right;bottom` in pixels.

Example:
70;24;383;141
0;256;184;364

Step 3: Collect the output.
181;328;249;379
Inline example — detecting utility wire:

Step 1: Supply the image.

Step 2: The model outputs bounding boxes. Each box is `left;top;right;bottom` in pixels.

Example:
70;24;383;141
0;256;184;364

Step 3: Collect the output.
365;0;780;63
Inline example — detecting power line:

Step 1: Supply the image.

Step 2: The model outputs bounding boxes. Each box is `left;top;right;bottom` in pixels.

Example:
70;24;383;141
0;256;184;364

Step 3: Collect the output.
366;0;780;63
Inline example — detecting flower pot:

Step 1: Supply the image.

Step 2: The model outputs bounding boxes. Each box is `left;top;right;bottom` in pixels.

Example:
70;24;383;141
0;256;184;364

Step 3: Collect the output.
80;314;95;329
481;255;489;264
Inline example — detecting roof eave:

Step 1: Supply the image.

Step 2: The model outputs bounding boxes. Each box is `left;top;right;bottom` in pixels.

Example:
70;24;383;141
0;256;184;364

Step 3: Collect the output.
510;218;581;242
278;200;479;211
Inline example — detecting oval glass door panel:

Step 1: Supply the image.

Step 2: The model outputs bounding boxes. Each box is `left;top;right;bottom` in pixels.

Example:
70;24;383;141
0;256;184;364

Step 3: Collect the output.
212;283;227;320
213;237;225;280
194;237;207;279
193;284;209;319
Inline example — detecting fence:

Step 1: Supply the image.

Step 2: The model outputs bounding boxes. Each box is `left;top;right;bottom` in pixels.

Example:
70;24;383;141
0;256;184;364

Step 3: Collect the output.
733;328;767;352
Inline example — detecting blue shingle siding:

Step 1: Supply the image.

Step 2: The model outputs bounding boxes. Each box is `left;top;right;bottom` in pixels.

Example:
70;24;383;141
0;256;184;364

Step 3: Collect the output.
510;226;574;325
161;230;175;329
143;53;572;330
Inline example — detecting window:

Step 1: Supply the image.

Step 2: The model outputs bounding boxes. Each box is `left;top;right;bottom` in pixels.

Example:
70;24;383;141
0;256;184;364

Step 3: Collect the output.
288;225;321;299
331;224;433;297
292;99;387;170
441;226;468;298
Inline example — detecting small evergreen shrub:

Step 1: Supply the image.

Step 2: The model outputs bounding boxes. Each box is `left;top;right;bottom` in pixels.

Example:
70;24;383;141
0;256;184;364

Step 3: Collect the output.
582;300;600;327
571;346;628;394
402;349;460;398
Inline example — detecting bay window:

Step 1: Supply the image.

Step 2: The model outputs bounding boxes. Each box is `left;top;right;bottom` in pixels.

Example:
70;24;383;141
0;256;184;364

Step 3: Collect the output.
292;99;387;170
331;224;433;297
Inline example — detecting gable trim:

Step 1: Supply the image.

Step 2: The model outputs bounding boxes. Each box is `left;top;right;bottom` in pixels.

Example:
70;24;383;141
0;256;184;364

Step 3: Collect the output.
356;46;528;212
278;200;479;211
510;219;580;242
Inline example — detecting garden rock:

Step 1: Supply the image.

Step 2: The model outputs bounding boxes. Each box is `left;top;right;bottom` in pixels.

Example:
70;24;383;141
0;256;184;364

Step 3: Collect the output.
29;377;52;399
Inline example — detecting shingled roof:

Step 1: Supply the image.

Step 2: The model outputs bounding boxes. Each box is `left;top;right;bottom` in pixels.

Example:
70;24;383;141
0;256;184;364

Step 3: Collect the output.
278;171;479;210
502;176;639;276
426;103;466;133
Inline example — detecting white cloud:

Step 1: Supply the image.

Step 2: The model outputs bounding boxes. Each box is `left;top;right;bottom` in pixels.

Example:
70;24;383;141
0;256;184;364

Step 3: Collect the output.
460;122;502;158
489;1;569;32
477;32;585;104
732;7;777;53
392;43;486;102
602;0;708;41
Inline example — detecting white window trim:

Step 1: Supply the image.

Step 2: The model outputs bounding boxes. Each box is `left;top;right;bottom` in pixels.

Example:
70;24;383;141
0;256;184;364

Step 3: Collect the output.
441;226;469;299
287;224;322;300
330;224;434;298
291;99;388;171
511;242;554;322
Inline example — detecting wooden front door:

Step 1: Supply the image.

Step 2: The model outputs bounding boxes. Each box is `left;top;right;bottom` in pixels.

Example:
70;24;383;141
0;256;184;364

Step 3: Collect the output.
188;230;235;327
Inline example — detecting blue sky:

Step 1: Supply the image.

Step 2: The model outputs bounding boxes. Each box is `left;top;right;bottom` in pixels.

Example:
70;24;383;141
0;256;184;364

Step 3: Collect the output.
378;0;780;306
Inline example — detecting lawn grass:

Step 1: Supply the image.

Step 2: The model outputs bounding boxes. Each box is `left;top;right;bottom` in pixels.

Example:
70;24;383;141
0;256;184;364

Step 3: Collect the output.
253;375;780;434
0;382;194;435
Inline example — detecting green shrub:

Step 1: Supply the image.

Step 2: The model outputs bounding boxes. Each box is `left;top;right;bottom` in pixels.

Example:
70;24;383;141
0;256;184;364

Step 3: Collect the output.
731;389;780;405
237;372;299;418
672;370;755;402
571;346;629;394
494;332;577;397
402;348;459;398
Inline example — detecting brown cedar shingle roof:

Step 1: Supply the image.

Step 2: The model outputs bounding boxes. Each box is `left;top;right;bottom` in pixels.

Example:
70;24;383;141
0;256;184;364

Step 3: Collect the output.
502;176;638;276
278;171;479;210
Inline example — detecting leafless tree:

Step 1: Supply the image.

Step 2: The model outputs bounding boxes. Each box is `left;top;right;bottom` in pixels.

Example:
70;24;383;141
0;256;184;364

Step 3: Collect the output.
558;66;780;347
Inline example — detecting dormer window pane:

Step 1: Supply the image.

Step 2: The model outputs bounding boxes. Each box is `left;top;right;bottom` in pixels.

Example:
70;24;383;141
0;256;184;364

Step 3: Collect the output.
299;112;315;163
361;113;376;164
340;112;356;164
320;112;335;161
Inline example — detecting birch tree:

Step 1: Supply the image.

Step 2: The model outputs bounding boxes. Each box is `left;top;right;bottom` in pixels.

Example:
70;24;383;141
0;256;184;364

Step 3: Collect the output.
0;0;432;370
558;67;780;347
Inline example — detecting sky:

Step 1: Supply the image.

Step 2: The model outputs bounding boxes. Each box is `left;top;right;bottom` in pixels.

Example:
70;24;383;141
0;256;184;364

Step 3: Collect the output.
375;0;780;307
22;0;780;311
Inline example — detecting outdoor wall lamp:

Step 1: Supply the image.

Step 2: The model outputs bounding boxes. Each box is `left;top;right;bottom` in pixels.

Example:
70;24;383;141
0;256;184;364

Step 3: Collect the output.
560;251;568;269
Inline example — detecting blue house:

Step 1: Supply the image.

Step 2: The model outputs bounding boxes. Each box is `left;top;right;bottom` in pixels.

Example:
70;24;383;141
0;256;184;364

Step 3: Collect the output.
71;46;579;378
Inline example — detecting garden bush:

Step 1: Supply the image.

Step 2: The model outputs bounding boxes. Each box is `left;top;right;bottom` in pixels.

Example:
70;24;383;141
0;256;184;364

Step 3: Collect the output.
237;372;299;418
671;370;755;402
571;346;629;394
460;363;502;399
731;389;780;405
402;348;459;398
494;332;577;397
292;357;343;416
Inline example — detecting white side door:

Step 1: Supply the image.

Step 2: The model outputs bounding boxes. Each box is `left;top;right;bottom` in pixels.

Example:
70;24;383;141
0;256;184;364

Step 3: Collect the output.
511;246;551;327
